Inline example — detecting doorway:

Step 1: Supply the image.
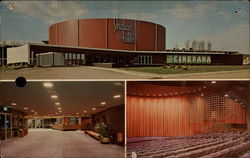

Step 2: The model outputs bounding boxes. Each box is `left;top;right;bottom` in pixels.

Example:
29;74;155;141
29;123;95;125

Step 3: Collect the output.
0;112;12;140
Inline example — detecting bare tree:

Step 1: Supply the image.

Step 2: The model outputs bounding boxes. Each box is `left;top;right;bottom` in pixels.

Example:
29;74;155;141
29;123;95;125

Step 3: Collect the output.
207;41;212;51
185;40;190;50
192;40;197;50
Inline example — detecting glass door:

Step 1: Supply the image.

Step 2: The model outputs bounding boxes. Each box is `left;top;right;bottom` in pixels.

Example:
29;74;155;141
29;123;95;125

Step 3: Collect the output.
0;112;12;140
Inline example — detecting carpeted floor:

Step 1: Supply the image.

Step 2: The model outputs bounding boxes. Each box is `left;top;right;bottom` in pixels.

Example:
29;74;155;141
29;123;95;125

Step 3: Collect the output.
0;129;124;158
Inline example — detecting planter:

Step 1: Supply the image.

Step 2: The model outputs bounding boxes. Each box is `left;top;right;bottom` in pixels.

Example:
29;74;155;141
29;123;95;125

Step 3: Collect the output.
100;137;110;144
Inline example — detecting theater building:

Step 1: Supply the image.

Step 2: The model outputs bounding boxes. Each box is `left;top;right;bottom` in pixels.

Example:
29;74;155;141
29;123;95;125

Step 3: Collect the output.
126;81;250;158
5;18;244;67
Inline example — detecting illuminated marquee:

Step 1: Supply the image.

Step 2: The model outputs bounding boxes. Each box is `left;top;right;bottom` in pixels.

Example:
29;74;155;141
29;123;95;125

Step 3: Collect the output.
166;55;211;64
113;19;135;43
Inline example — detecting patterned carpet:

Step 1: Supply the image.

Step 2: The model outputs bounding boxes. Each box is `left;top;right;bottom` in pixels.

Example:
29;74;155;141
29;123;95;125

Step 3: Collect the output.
0;129;124;158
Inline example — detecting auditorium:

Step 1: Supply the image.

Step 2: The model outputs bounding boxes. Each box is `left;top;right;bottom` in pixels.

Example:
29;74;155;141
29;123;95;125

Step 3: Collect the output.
5;18;244;67
126;81;250;158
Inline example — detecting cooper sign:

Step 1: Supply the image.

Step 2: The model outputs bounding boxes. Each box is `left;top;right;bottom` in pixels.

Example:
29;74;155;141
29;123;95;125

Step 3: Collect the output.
114;19;135;43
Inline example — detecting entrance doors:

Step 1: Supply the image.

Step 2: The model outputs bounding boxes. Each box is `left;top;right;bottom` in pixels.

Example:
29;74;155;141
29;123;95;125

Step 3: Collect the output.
0;112;12;140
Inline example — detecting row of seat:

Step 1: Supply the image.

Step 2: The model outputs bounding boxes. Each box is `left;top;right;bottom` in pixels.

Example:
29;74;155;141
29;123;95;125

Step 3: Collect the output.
127;132;250;158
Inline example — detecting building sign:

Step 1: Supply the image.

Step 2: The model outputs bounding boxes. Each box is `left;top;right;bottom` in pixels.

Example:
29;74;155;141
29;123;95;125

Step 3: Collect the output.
166;55;211;64
113;19;135;43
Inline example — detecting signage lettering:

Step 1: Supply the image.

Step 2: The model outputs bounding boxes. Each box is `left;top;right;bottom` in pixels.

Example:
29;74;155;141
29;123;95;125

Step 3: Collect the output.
113;19;135;43
166;55;211;64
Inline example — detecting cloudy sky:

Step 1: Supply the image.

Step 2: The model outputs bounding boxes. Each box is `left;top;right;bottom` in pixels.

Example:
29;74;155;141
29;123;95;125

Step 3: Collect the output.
0;0;249;54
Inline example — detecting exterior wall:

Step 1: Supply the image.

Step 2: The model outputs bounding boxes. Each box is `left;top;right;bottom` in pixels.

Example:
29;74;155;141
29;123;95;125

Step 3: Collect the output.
7;45;29;64
37;52;64;66
79;19;106;48
49;18;166;51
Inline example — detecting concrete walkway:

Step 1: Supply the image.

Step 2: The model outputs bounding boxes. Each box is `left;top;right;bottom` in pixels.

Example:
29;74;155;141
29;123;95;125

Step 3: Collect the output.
0;129;124;158
0;66;249;80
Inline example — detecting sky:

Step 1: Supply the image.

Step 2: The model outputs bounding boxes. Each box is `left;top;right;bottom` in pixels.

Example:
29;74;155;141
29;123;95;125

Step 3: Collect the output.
0;0;249;54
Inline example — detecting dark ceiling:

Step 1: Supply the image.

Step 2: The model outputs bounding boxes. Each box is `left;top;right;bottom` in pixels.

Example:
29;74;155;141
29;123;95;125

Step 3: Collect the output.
0;81;124;117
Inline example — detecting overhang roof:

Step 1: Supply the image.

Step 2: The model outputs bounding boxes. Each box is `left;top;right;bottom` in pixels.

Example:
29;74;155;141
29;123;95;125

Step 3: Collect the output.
26;43;230;55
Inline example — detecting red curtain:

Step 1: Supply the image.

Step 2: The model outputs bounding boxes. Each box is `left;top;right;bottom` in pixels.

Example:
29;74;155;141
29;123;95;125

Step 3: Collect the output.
127;94;247;138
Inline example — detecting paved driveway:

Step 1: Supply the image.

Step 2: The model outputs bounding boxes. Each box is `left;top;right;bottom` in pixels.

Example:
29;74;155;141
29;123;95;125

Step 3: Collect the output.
0;66;249;80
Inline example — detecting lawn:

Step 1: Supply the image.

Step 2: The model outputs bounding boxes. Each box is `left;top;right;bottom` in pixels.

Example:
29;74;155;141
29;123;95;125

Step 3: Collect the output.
119;65;250;74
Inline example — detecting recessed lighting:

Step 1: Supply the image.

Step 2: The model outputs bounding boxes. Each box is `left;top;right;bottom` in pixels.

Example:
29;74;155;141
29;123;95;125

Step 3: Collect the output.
211;81;216;84
43;82;53;88
31;110;35;112
51;95;58;99
57;107;62;110
113;95;121;98
235;99;238;101
24;107;29;110
224;94;229;97
76;113;79;115
55;102;61;106
55;112;58;114
92;108;96;111
83;110;87;113
100;102;106;105
11;103;17;106
203;86;206;88
59;111;62;113
201;93;204;96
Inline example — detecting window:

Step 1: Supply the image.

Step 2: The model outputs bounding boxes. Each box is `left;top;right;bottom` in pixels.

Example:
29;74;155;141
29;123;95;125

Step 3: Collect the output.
139;56;152;65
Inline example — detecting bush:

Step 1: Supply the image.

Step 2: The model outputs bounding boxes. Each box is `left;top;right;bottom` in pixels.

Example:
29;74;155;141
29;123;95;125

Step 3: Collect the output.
95;122;113;138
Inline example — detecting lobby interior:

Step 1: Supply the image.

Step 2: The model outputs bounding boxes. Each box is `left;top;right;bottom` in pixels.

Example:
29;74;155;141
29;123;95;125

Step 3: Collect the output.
0;81;124;158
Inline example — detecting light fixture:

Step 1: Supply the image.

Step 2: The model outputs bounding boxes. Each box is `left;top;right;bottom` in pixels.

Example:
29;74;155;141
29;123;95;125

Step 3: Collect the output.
92;108;96;111
224;94;229;97
113;95;121;98
100;102;106;105
55;112;58;114
211;81;216;84
43;82;53;88
55;102;61;106
76;113;79;115
51;95;58;99
11;103;17;106
201;93;204;96
59;111;62;113
203;86;206;88
24;107;29;110
235;99;238;102
57;107;62;110
83;110;87;113
31;110;35;112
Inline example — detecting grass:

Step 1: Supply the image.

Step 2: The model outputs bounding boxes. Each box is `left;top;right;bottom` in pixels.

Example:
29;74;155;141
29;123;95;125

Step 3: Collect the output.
0;66;24;72
119;65;250;74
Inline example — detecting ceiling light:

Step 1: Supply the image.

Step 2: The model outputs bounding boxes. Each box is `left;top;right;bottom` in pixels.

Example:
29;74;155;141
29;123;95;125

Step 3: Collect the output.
92;108;96;111
59;111;62;113
113;95;121;98
51;95;58;99
55;112;58;114
100;102;106;105
211;81;216;84
57;107;62;110
224;94;229;97
76;113;79;115
11;103;17;106
31;110;34;112
203;86;206;88
24;107;29;110
55;102;61;106
235;99;238;102
201;93;204;96
43;82;53;88
83;110;87;113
